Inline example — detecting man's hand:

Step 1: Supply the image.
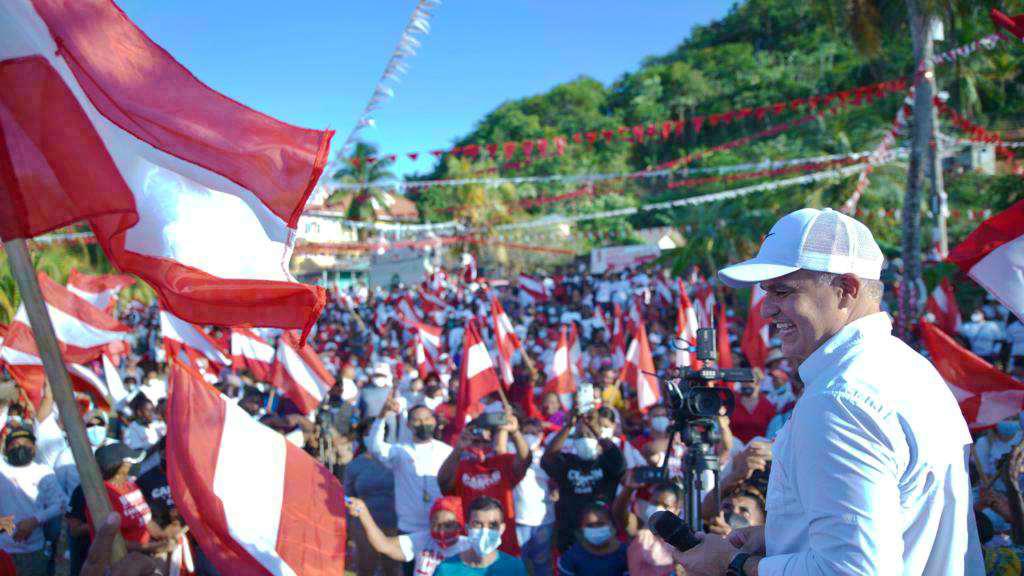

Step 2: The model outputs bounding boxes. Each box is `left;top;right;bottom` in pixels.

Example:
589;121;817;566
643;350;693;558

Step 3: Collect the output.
705;513;732;537
673;532;739;576
381;397;402;417
727;525;766;555
346;497;369;519
12;516;39;542
81;513;158;576
0;516;14;534
731;441;772;481
499;408;519;434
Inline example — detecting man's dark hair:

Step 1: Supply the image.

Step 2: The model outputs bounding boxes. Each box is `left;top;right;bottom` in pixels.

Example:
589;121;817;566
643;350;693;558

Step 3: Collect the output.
576;501;612;527
596;406;617;423
650;482;683;503
468;496;504;520
408;404;434;419
129;394;153;412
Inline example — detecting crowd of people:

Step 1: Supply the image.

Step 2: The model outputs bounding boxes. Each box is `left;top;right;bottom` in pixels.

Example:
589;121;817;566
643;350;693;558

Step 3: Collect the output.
1;256;1024;575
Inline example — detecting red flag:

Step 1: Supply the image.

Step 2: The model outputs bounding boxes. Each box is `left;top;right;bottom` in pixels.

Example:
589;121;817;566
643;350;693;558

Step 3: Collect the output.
66;269;135;314
990;8;1024;40
740;287;770;369
490;295;521;386
544;326;576;395
948;200;1024;322
271;331;336;415
694;285;717;329
921;322;1024;430
716;304;734;370
454;320;502;428
166;361;346;575
160;311;230;368
925;278;962;335
621;324;660;411
503;141;517;158
517;274;549;304
675;279;700;368
230;327;275;382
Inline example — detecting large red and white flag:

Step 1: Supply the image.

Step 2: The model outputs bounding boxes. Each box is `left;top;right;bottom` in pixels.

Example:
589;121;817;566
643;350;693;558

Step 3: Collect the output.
271;331;335;415
925;278;963;335
66;269;135;314
0;0;331;338
517;274;549;304
454;319;502;428
160;312;230;368
166;361;346;576
611;303;627;369
490;294;522;385
675;279;700;368
921;321;1024;430
544;326;576;395
654;276;675;307
621;324;660;411
948;200;1024;322
0;272;129;406
740;286;771;369
412;320;443;380
230;327;275;382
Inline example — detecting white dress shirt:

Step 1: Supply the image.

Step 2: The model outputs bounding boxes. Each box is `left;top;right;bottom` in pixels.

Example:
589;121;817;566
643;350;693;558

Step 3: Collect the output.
761;313;984;576
368;417;452;533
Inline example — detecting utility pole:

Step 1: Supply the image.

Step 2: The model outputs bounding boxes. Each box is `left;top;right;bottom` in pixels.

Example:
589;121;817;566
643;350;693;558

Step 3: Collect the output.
901;0;938;340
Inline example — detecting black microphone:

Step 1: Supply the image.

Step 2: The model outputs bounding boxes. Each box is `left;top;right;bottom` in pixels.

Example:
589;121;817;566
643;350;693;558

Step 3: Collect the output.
649;510;701;553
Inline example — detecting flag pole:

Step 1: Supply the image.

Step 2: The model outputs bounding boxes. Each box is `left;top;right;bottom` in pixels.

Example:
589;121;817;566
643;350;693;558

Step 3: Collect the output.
4;239;126;561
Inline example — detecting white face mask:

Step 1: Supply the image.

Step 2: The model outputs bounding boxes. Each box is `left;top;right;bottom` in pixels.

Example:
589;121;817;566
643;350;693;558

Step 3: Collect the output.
575;437;600;461
971;312;985;323
423;395;445;411
522;434;542;450
600;427;615;440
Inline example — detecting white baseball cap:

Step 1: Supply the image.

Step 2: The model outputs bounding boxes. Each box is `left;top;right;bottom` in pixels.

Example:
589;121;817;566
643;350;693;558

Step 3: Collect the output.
718;208;885;288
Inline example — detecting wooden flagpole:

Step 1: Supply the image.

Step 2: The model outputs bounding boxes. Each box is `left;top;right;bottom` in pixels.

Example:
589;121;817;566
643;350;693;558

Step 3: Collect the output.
4;239;126;561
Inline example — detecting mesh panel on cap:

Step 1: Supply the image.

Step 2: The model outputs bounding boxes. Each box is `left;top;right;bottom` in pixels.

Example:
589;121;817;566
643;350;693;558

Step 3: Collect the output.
802;210;850;257
855;223;884;264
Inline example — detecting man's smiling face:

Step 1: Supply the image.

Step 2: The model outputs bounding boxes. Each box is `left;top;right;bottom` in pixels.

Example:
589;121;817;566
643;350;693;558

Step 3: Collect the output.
759;270;845;363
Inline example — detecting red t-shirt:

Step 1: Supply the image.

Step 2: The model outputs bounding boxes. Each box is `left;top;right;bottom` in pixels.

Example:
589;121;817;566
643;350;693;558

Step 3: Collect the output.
454;451;524;555
729;396;777;444
87;480;153;544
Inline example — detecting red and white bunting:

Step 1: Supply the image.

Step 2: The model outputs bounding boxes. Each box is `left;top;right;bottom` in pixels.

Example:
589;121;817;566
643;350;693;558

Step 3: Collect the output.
517;274;549;304
948;200;1024;323
740;286;771;369
921;322;1024;430
0;0;330;339
66;269;135;314
622;324;660;412
490;295;521;385
271;331;336;415
160;312;230;367
454;320;502;428
925;278;963;336
544;326;576;395
675;279;700;368
230;327;276;382
166;361;346;576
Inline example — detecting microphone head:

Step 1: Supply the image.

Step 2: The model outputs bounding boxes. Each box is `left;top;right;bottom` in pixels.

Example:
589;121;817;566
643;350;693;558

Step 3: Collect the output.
648;510;701;553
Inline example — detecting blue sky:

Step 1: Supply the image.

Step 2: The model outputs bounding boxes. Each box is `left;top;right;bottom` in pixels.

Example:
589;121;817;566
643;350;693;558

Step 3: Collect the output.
118;1;735;178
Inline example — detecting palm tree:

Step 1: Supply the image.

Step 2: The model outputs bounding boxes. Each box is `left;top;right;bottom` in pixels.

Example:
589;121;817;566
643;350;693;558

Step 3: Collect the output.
329;142;398;222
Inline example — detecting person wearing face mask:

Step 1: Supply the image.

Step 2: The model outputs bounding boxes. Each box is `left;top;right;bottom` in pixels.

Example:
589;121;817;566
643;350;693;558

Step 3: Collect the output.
0;426;67;575
627;483;684;576
614;439;673;538
975;419;1023;487
345;424;400;576
541;411;625;552
53;411;114;499
728;375;776;445
959;309;1007;364
346;494;466;576
438;407;531;556
370;400;453;537
512;420;555;576
434;497;527;576
557;504;628;576
624;405;677;470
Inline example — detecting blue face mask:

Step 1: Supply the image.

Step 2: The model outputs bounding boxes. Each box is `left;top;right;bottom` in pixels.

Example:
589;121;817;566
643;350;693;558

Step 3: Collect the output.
467;527;502;557
582;525;614;546
86;425;107;447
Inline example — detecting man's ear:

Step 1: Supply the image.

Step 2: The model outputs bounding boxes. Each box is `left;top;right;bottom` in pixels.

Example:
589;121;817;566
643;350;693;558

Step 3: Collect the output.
836;274;862;306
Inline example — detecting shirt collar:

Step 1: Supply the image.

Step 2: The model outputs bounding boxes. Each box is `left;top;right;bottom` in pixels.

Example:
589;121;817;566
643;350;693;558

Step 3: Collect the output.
798;312;892;386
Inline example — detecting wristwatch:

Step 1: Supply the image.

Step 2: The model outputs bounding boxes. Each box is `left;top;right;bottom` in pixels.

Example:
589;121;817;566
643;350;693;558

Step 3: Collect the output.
727;552;751;576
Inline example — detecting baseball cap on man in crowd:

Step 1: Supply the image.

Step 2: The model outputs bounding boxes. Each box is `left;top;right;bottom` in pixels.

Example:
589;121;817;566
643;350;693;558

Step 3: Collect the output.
719;208;885;288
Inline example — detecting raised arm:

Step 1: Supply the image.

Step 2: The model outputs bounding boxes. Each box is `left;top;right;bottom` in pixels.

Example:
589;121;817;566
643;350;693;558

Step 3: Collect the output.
438;428;470;495
367;398;402;466
542;411;577;469
346;497;407;561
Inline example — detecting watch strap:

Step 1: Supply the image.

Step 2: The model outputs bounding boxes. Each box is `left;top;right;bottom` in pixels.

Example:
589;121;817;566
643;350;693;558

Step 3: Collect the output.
727;552;751;576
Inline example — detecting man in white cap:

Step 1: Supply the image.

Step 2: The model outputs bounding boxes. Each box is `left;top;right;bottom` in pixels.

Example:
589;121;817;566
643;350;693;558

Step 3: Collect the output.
674;208;983;576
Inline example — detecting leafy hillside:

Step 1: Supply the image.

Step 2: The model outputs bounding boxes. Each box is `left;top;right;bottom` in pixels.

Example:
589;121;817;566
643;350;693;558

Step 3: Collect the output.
414;0;1024;270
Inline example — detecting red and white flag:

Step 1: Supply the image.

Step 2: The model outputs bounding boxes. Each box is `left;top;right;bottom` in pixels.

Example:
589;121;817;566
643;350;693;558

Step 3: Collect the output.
461;253;478;284
413;320;443;380
740;287;771;369
517;274;549;304
271;331;336;415
490;294;522;385
454;320;502;428
415;335;437;380
948;200;1024;322
611;303;627;369
654;276;675;307
544;326;576;395
166;361;346;576
230;328;275;382
0;0;331;338
568;323;582;378
925;278;963;335
621;324;660;411
160;312;230;368
694;286;717;329
0;273;129;406
66;269;135;314
675;279;700;368
716;304;735;370
594;306;609;335
396;295;422;329
921;321;1024;430
625;297;643;335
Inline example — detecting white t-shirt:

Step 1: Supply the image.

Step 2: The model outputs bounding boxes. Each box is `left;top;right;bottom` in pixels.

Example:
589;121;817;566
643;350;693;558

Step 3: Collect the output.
397;531;469;576
0;459;66;554
514;448;554;527
124;420;166;451
369;418;453;533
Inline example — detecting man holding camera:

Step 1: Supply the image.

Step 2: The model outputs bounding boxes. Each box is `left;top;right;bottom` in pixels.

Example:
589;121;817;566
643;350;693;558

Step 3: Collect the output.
438;405;532;556
674;208;983;575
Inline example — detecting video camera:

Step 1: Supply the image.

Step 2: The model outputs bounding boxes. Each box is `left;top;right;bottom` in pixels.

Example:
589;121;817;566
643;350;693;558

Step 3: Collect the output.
663;327;753;425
